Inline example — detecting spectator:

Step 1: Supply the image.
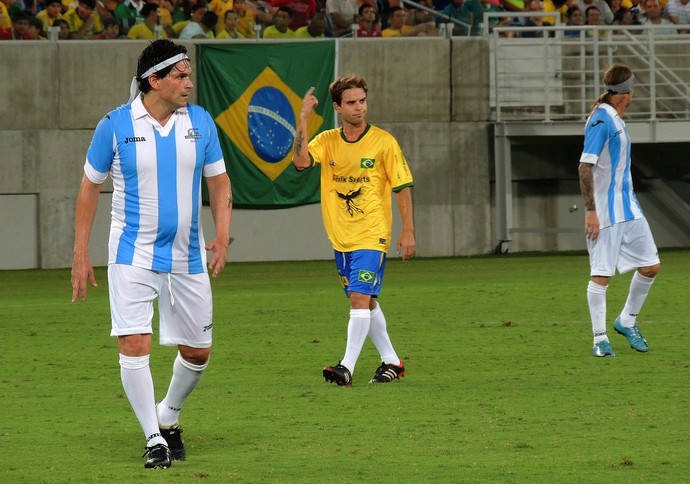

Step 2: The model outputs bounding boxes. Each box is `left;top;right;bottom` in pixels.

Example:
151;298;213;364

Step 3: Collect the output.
27;14;48;38
52;16;70;37
63;0;104;38
127;2;166;38
148;0;175;30
326;0;357;36
179;8;217;37
209;0;234;34
520;0;547;36
36;0;63;31
577;0;614;23
216;8;243;37
356;2;381;35
641;0;678;31
584;4;605;35
613;6;634;21
94;15;122;37
441;0;465;32
271;0;316;30
168;2;207;37
262;5;296;36
460;0;509;35
607;0;623;16
295;9;327;35
402;7;438;35
233;0;258;37
170;0;196;22
0;10;32;39
543;0;570;24
0;0;11;31
564;4;584;34
114;0;145;36
665;0;690;31
383;5;435;35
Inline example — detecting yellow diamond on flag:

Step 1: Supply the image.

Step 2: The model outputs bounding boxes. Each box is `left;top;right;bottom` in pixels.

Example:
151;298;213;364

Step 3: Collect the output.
215;67;324;181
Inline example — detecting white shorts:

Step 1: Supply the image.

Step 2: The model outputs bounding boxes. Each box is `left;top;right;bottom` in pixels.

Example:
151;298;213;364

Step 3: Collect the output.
587;217;660;277
108;264;213;348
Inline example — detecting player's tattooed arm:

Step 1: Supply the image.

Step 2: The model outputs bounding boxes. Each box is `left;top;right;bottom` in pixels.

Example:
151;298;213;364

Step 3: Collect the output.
578;162;596;211
293;87;318;171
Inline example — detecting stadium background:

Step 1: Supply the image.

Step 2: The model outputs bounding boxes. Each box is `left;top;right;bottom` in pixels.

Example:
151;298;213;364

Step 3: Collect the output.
1;37;688;270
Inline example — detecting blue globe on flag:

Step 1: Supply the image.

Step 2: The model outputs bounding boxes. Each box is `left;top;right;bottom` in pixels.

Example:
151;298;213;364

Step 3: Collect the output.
247;87;296;164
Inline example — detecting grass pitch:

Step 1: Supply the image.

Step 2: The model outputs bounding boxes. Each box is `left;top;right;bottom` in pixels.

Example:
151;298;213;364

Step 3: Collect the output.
1;250;689;482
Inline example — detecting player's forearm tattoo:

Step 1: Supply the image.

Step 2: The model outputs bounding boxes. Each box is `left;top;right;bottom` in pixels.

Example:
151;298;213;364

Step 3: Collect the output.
295;129;305;154
578;163;596;211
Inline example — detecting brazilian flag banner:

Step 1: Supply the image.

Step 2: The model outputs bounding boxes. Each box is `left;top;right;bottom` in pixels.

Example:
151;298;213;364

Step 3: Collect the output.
197;42;336;207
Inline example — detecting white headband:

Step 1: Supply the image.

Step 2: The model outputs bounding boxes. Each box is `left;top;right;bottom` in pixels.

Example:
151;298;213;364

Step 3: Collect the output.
127;53;190;104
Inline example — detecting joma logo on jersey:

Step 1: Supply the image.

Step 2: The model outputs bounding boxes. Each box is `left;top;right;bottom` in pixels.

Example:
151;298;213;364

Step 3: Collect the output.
185;128;202;142
124;136;146;144
358;270;375;283
361;158;375;169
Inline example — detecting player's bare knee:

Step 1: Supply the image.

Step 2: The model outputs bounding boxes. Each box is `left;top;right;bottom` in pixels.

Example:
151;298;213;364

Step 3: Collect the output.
639;264;660;278
179;345;211;365
118;334;152;356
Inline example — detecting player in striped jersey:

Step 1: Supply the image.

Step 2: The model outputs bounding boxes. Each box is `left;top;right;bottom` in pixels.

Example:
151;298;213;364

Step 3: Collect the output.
293;75;415;385
71;40;232;468
578;63;660;358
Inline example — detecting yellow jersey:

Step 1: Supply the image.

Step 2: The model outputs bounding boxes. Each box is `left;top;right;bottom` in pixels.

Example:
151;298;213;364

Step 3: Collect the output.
307;124;414;252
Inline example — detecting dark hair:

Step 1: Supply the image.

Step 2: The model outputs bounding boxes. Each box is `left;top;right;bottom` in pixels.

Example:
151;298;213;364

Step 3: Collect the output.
200;11;218;28
103;17;120;29
28;16;44;32
566;5;580;19
79;0;96;10
389;6;404;14
358;3;374;15
224;9;237;20
140;2;159;18
330;74;368;105
136;40;188;93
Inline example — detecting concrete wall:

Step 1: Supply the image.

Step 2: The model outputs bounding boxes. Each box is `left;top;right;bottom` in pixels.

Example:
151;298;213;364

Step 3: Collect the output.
0;38;493;269
1;38;686;269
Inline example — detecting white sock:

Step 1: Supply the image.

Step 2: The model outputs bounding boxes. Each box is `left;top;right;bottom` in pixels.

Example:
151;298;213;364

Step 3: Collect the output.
368;302;400;365
587;281;608;343
619;271;655;327
119;354;166;447
340;309;371;374
158;352;208;428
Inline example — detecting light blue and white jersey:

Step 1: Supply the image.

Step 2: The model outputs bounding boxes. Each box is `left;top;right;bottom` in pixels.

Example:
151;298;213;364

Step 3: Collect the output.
84;97;226;274
579;103;644;229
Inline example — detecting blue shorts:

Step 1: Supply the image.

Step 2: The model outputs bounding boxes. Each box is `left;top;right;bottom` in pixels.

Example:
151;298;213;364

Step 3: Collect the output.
334;249;386;297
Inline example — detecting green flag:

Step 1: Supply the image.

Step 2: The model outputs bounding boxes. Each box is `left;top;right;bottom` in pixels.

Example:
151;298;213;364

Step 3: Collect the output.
197;42;336;207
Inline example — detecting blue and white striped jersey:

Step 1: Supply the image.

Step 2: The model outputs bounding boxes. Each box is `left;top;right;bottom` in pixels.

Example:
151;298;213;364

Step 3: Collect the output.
85;97;226;274
579;103;644;229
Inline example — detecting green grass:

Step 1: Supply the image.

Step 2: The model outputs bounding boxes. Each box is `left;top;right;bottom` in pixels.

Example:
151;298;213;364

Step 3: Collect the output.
1;250;689;482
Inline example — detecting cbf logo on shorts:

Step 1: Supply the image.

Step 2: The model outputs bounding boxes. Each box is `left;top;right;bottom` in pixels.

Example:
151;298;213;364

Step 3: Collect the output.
215;67;325;181
358;270;375;284
361;158;375;169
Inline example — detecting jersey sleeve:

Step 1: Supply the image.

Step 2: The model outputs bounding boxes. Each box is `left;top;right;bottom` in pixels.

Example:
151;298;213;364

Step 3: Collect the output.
201;108;225;171
580;109;608;165
307;131;327;167
85;114;115;184
384;135;414;191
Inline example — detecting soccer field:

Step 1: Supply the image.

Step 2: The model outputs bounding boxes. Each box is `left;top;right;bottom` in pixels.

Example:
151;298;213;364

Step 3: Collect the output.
1;250;689;482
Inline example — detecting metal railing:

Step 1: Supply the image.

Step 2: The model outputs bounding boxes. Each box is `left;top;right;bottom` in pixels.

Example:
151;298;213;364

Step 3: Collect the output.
487;19;690;123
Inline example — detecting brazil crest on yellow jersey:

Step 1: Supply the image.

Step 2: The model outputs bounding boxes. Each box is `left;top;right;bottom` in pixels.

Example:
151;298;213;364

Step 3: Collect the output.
307;124;414;252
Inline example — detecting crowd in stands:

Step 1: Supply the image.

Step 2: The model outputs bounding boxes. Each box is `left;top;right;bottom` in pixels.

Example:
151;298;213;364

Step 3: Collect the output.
1;0;688;40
